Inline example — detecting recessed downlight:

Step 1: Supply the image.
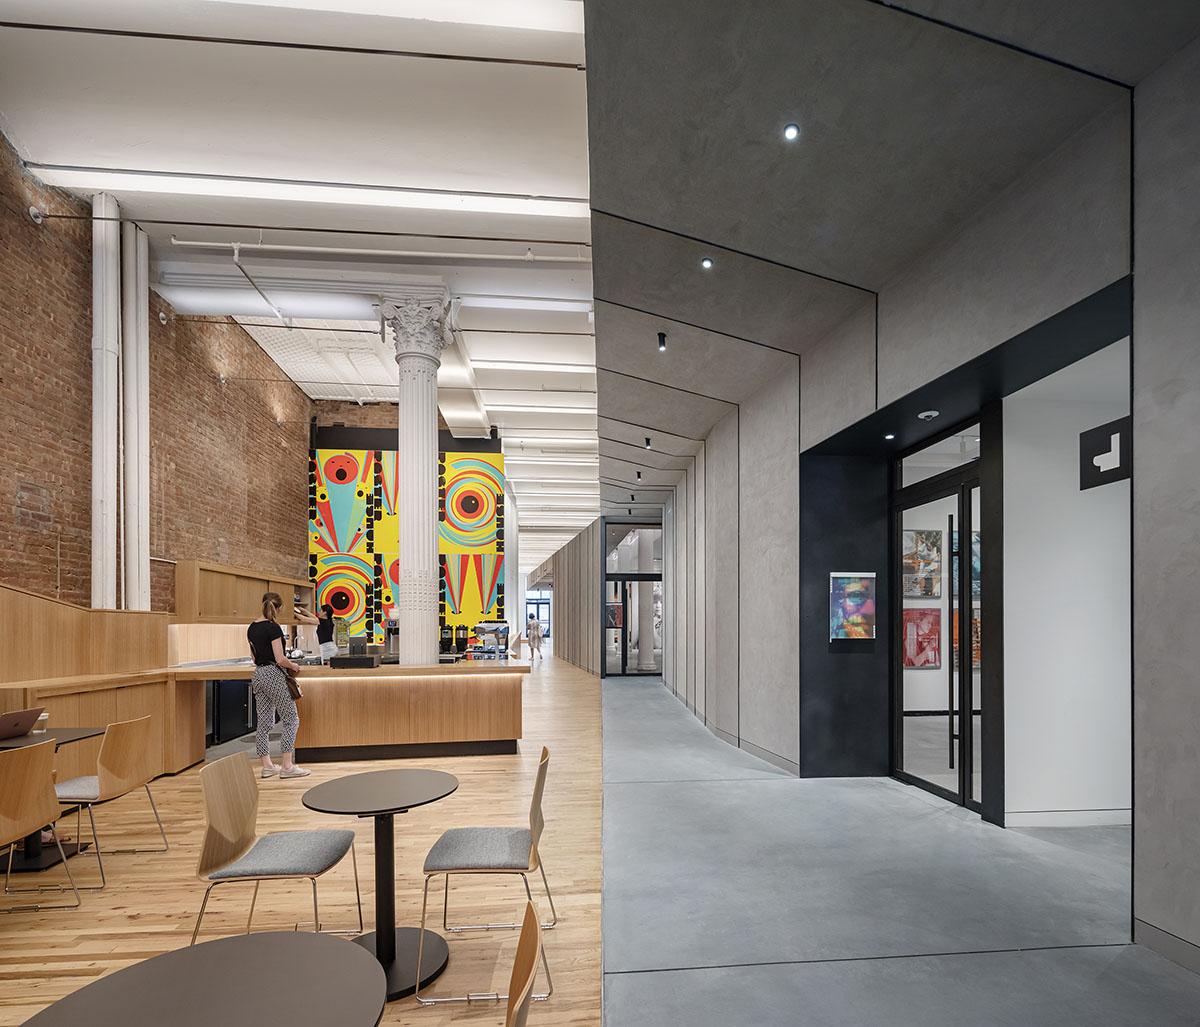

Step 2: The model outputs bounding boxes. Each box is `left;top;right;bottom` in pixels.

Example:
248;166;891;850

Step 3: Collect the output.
783;123;800;142
700;256;714;270
644;437;652;450
630;493;636;502
657;331;667;353
917;410;940;422
884;433;896;441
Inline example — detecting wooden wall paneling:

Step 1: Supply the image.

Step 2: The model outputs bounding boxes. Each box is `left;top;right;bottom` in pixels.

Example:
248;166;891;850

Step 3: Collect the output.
167;623;251;665
177;560;314;624
167;678;207;772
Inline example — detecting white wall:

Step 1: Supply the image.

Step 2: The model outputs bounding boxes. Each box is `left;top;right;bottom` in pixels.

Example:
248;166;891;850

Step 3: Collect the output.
1003;340;1130;826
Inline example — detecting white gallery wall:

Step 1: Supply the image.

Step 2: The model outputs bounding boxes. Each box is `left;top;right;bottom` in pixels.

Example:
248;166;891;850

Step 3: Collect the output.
1003;339;1130;826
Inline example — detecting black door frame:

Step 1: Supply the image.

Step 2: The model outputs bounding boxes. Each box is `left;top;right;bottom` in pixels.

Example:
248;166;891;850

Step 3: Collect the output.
890;469;982;813
602;572;662;677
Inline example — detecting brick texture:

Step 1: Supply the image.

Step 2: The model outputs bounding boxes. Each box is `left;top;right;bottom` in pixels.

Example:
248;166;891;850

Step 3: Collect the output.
0;132;313;611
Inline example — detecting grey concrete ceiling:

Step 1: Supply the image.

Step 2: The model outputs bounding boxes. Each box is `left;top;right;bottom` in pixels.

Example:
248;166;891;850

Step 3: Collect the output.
591;213;868;354
585;0;1124;290
582;0;1186;450
888;1;1200;85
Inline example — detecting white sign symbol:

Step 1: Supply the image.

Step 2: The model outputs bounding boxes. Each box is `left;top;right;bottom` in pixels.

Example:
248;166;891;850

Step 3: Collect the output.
1093;433;1121;474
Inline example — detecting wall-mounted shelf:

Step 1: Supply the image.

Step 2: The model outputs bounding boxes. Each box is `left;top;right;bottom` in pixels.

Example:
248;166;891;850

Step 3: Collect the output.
174;560;314;624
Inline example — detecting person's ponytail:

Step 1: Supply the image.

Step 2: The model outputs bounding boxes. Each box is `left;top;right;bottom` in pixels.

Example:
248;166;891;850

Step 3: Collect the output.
262;591;283;622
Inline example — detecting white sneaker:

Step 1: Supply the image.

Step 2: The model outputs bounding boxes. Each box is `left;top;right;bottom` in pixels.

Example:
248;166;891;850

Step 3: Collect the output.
261;765;279;779
279;766;311;779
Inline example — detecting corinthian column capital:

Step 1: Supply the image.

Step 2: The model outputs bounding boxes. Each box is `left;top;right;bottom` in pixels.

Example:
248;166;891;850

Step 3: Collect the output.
382;297;456;364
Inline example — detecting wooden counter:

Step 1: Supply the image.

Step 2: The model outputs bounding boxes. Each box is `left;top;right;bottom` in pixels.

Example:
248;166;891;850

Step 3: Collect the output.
0;661;530;774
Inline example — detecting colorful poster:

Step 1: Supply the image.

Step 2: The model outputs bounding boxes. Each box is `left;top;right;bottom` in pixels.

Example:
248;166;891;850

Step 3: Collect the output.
829;572;876;640
951;531;982;600
902;529;943;598
952;609;982;670
308;447;505;642
902;608;941;668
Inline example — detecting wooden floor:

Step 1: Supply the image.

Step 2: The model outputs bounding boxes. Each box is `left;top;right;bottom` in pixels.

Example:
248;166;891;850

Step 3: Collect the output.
0;652;602;1026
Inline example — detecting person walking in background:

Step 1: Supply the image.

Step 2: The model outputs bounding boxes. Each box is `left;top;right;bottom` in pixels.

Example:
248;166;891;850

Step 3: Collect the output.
248;592;310;779
527;613;543;662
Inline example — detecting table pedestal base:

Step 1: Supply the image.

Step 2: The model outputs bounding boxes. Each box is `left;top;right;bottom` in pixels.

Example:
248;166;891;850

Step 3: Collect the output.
9;838;89;874
355;928;448;1001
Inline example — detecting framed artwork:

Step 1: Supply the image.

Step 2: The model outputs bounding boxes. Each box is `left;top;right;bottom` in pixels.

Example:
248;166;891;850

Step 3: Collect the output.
902;529;942;598
952;609;982;670
902;608;941;668
829;572;876;640
605;602;623;629
951;531;982;600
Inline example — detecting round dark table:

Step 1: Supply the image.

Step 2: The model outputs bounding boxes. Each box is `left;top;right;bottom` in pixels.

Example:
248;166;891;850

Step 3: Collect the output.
26;931;386;1026
303;768;459;1001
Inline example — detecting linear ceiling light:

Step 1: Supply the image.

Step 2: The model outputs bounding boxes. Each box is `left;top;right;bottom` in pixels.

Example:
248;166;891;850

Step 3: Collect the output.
205;0;585;33
487;403;595;414
503;455;598;465
25;164;590;219
474;360;594;373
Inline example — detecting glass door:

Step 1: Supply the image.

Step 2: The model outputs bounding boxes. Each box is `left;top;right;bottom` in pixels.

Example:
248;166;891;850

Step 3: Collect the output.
603;574;663;676
894;479;981;810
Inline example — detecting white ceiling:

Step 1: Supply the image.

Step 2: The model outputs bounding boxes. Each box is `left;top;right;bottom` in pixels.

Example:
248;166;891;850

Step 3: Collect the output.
0;0;595;574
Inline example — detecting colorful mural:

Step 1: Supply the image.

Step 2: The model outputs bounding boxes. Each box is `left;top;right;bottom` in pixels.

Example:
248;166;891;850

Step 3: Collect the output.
309;448;505;642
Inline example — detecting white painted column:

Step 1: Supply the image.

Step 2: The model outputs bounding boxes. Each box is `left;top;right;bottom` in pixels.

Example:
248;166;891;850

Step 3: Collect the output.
636;529;657;669
504;484;524;645
120;223;151;609
384;298;453;665
91;193;120;609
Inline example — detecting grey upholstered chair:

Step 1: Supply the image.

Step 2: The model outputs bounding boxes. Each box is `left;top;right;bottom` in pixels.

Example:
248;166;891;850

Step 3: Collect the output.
415;746;556;1006
191;753;362;944
54;716;168;890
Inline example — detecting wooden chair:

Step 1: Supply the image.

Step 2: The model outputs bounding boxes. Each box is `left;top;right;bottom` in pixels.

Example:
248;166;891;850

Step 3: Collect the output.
506;902;543;1027
55;715;168;890
192;753;362;944
1;740;81;912
415;746;556;1005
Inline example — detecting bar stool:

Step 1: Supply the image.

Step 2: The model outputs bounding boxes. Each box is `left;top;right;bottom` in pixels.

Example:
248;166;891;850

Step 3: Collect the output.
1;740;81;912
54;715;168;890
192;753;363;943
415;746;557;1005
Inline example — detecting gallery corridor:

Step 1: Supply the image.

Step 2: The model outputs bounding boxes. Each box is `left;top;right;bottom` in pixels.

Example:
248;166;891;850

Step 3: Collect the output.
600;677;1200;1025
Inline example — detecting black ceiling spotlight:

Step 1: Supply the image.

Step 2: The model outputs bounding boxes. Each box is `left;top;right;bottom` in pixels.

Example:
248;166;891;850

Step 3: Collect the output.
657;331;667;353
644;436;652;449
636;470;642;481
627;508;632;515
630;493;636;502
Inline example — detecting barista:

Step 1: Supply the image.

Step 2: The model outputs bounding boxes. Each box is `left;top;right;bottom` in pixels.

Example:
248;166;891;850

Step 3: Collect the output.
295;603;338;662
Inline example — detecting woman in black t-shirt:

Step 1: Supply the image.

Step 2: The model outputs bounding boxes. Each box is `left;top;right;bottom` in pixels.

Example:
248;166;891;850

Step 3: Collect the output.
248;592;309;779
295;603;337;663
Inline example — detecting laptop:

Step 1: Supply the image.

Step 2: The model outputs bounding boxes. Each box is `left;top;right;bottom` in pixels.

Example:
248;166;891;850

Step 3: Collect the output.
0;707;45;741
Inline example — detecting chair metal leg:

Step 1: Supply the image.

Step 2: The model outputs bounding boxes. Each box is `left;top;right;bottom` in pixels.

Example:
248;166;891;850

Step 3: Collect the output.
70;804;108;891
1;829;82;913
352;842;364;933
537;859;559;929
416;872;553;1006
192;883;216;945
103;785;169;855
311;878;320;933
442;866;558;932
246;881;260;933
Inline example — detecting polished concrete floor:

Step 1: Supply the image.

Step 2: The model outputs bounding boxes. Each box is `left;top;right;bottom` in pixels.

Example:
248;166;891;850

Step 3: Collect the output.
600;676;1200;1025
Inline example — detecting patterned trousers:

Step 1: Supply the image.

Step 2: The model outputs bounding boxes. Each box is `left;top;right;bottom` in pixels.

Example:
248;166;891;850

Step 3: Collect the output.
252;664;300;758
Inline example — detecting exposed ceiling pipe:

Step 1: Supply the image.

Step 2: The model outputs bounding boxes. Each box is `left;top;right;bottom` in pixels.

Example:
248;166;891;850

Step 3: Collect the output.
171;235;591;264
231;242;289;326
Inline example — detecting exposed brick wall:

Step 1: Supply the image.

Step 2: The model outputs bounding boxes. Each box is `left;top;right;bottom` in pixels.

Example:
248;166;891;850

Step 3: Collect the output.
313;400;400;431
0;131;314;612
0;136;93;604
148;303;314;611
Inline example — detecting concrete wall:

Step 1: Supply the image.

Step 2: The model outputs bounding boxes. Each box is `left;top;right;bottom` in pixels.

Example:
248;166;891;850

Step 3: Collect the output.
703;411;739;743
799;99;1131;449
1132;32;1200;970
738;365;801;771
1003;342;1131;827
